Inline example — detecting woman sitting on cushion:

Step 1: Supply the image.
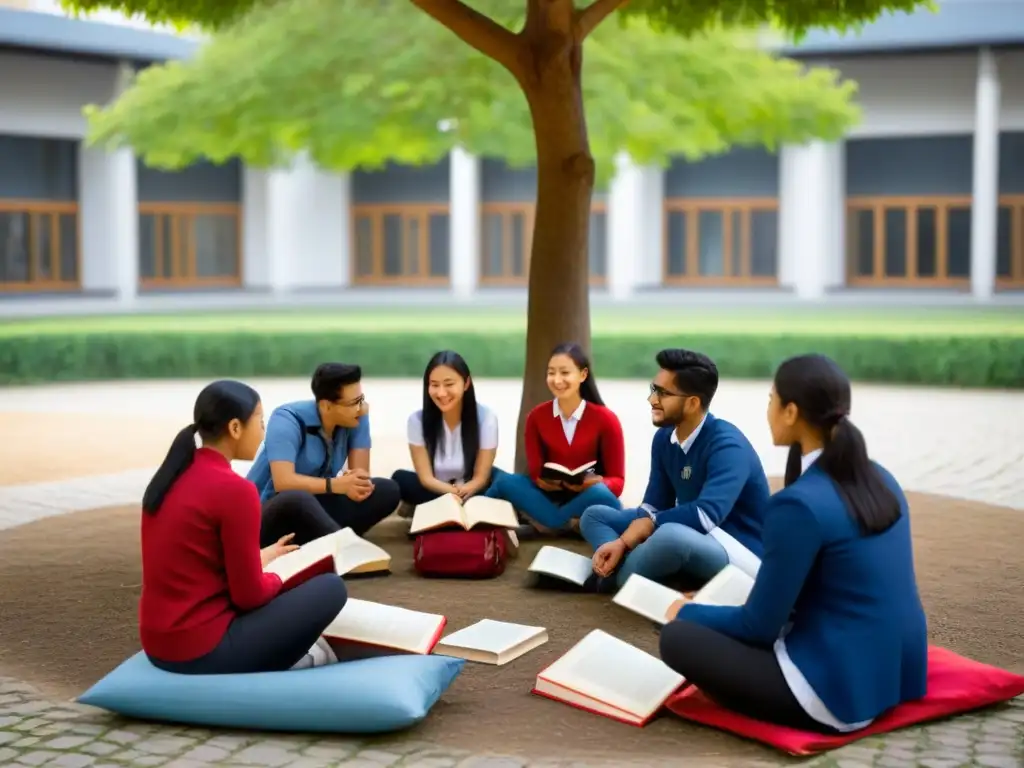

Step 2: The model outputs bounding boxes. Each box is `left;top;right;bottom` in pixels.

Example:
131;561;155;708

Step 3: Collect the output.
139;380;348;675
392;350;500;516
659;354;927;733
486;342;625;537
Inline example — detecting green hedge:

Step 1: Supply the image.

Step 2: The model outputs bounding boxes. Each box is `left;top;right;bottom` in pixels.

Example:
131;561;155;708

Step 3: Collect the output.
0;331;1021;388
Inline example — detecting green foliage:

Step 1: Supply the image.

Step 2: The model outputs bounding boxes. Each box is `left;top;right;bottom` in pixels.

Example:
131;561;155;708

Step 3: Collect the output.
1;329;1020;389
82;0;861;181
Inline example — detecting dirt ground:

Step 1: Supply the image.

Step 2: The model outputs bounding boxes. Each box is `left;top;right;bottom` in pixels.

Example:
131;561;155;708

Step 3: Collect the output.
0;489;1020;761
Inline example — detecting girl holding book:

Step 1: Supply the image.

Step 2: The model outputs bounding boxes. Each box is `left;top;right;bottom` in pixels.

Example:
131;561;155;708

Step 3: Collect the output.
139;380;348;675
659;354;927;733
486;342;625;536
392;350;500;515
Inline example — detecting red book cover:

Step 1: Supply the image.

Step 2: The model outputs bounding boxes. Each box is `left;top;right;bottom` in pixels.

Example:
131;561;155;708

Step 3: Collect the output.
325;616;448;659
279;554;335;591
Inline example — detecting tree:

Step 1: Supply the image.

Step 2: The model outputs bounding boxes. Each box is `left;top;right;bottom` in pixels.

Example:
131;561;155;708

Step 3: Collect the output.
72;0;928;468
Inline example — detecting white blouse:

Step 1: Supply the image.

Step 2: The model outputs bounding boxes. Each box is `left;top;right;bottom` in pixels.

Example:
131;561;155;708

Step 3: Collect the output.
407;403;499;483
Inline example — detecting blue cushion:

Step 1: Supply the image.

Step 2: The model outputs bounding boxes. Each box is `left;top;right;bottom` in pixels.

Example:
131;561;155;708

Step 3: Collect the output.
78;652;465;733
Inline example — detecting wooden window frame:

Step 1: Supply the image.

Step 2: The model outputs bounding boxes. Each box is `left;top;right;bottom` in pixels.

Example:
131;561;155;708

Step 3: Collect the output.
997;194;1024;290
661;197;780;286
138;202;243;289
0;200;81;293
478;201;608;287
350;203;451;286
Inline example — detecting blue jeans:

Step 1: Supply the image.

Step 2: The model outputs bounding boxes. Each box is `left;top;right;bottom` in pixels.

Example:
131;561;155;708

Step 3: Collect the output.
485;469;622;530
579;504;729;587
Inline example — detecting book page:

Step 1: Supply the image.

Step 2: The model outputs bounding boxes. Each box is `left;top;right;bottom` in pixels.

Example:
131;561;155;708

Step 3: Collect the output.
542;629;684;718
438;619;545;655
410;493;466;534
528;546;593;586
264;530;341;580
613;574;683;625
692;564;755;607
709;528;762;579
335;528;390;574
463;496;519;529
324;598;444;654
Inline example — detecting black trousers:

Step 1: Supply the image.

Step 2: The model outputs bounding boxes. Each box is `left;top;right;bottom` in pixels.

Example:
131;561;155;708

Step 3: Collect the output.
149;573;347;675
659;619;839;734
391;468;495;506
260;481;400;547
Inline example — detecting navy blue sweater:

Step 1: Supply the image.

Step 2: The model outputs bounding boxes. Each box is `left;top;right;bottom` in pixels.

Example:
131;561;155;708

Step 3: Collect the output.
680;462;928;726
641;413;770;556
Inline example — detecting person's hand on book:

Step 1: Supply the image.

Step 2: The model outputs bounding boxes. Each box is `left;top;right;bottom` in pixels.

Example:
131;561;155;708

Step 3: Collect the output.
536;478;563;492
592;538;627;577
452;482;479;502
664;597;689;623
261;533;299;567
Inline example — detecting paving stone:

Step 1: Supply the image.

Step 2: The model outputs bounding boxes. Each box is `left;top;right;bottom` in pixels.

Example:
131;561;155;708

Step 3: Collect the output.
918;759;965;768
0;747;16;763
12;736;42;748
41;735;94;750
402;758;458;768
132;758;171;767
835;760;873;768
135;736;199;755
232;744;303;766
976;756;1023;768
18;751;61;766
179;744;233;762
279;759;333;768
46;754;97;768
0;715;23;727
354;749;402;765
457;758;528;768
0;731;18;745
304;744;357;759
104;729;142;745
79;742;119;757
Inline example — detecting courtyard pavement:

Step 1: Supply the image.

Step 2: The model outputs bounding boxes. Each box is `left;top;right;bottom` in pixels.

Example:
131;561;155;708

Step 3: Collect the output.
0;378;1022;767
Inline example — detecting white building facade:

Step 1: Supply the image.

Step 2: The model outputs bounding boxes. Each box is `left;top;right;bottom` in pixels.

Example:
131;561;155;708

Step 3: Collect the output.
1;1;1022;312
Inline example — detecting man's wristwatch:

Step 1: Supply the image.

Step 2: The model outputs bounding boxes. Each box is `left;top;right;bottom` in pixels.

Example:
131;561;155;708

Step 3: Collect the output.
325;476;333;494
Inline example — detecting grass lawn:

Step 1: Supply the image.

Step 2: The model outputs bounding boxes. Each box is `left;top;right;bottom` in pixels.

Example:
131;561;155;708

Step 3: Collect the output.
1;307;1022;337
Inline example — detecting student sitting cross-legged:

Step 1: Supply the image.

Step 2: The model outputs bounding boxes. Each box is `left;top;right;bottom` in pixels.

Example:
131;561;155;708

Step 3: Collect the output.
659;354;928;734
247;363;401;545
391;350;499;515
485;342;624;536
581;349;770;590
140;380;347;675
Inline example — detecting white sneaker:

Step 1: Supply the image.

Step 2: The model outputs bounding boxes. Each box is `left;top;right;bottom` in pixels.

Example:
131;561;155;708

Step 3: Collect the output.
291;637;338;670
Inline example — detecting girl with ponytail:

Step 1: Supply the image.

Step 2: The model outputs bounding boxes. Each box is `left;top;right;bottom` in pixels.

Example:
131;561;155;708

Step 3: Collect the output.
660;354;927;734
140;380;348;675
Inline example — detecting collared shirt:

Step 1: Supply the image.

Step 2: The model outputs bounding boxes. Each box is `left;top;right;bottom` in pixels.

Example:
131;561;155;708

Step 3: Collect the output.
552;399;587;445
407;404;499;483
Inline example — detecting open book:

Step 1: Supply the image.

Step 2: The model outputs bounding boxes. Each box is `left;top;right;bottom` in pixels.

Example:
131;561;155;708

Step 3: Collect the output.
527;546;593;587
434;619;548;666
533;629;684;726
323;598;447;656
410;493;519;535
264;527;390;587
541;460;597;484
614;565;756;625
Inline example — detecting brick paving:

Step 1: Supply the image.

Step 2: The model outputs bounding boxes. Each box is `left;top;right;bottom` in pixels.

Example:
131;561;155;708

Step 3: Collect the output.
1;379;1022;766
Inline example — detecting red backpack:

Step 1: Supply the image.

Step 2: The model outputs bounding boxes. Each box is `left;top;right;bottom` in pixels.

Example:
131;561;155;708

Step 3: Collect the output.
413;527;509;579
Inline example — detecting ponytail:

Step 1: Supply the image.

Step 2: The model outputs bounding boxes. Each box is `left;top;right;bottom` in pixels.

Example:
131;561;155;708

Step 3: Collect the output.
142;424;198;514
579;376;605;407
818;415;901;535
784;443;802;488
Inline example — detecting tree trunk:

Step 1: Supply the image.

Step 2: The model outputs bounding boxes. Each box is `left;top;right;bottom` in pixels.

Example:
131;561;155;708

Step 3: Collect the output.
512;2;595;472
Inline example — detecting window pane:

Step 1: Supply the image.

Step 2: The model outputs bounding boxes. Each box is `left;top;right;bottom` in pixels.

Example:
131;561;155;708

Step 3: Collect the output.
883;208;907;278
482;213;503;277
59;213;77;281
915;207;937;278
750;209;778;278
946;207;971;278
666;211;686;275
510;213;527;278
355;216;373;277
406;216;420;276
0;211;30;282
851;208;874;277
996;206;1012;279
194;214;238;278
160;215;174;278
697;210;724;276
428;213;449;277
382;213;402;276
36;213;54;280
588;211;607;277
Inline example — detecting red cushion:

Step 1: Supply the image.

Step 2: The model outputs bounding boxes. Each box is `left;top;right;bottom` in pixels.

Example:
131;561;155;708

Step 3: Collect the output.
666;646;1024;756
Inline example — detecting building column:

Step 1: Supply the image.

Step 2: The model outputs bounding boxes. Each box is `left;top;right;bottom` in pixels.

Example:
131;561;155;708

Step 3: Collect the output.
778;140;845;300
77;61;137;303
607;152;641;300
970;47;1000;301
449;147;480;298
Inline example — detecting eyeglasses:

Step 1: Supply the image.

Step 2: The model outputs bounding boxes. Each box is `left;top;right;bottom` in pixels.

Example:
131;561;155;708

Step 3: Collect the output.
335;394;365;409
649;383;689;401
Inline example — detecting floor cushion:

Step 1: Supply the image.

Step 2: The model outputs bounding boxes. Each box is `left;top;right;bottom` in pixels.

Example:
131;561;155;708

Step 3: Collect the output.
666;646;1024;756
78;652;465;733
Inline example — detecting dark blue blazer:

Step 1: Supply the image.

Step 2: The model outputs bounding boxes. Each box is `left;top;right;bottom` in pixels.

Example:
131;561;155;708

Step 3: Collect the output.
679;462;928;725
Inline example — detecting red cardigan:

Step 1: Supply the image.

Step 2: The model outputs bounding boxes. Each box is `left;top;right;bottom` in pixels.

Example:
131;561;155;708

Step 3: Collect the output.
139;448;282;662
524;400;626;497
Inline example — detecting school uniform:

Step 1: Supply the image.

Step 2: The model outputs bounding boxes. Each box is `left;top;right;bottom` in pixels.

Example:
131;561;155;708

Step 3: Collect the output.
660;451;928;732
485;399;625;530
392;403;500;504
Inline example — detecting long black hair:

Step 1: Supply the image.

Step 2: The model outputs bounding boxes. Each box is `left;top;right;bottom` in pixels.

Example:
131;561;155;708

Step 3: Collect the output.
775;354;900;535
141;380;261;514
421;350;480;482
550;342;605;406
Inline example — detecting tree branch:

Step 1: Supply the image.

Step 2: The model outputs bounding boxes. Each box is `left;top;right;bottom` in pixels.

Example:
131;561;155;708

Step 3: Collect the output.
576;0;628;39
409;0;521;74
